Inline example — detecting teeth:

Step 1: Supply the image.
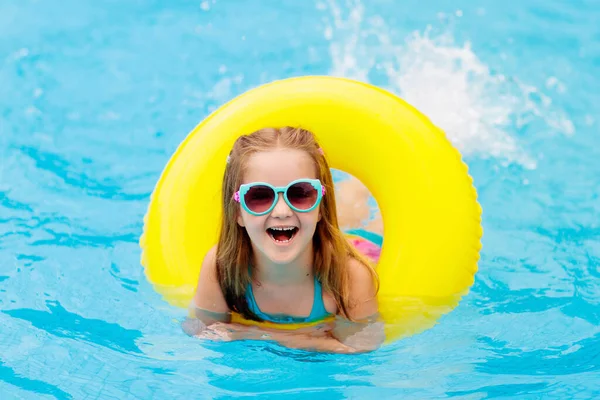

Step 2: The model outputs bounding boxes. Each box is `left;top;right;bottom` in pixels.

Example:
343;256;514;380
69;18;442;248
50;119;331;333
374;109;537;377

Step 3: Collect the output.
267;226;297;243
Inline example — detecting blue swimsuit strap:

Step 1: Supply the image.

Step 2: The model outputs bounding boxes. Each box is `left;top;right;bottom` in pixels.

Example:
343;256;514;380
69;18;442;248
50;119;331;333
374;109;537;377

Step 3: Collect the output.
246;272;331;324
308;277;329;320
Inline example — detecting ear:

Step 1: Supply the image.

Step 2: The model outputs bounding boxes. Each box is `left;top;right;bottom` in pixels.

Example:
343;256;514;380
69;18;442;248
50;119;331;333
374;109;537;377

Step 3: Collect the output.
237;212;245;227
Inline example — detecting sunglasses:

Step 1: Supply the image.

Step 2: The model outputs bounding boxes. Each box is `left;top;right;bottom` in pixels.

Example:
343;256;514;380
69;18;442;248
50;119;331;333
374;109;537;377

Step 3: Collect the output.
233;178;326;216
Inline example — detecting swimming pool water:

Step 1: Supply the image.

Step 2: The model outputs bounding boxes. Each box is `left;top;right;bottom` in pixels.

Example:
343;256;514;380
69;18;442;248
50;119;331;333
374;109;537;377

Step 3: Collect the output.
1;0;599;398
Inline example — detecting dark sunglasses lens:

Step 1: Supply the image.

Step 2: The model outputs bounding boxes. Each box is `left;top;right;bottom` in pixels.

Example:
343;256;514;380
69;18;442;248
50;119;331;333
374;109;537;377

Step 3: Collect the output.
244;185;275;213
287;182;318;210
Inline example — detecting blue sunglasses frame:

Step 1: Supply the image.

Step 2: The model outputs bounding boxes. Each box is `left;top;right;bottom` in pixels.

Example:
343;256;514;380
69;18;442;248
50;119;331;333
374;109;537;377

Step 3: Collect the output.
234;178;326;216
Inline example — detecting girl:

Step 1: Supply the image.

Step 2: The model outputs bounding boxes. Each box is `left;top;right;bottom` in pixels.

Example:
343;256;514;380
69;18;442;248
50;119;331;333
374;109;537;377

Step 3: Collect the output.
187;126;384;353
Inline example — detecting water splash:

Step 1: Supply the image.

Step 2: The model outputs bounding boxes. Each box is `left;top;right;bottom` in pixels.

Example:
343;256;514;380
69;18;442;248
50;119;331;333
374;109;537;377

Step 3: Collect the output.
321;0;574;169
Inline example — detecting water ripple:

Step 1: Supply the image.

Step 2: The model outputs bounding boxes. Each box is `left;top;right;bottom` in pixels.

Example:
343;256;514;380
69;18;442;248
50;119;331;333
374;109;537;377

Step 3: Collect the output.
109;261;139;292
0;360;72;400
3;300;143;354
477;333;600;375
473;280;571;315
30;229;138;248
0;191;33;212
448;382;550;398
17;145;149;201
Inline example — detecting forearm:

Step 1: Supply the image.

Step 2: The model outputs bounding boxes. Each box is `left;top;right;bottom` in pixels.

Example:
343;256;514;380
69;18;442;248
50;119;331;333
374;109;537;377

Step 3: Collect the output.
209;324;350;352
187;320;377;354
331;316;385;353
273;332;364;354
182;306;232;337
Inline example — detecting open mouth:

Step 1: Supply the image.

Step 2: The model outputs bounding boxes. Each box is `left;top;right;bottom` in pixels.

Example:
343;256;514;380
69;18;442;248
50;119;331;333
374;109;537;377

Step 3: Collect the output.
266;226;299;243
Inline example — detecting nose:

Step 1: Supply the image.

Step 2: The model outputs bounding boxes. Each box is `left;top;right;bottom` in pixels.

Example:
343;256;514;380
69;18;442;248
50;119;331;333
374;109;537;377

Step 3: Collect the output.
270;193;293;218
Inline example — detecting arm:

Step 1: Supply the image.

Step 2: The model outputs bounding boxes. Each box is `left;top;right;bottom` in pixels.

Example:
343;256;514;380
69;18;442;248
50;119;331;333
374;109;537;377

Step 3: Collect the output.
209;323;362;353
331;258;385;352
183;246;231;336
183;247;280;342
191;245;229;315
190;322;360;353
272;331;359;354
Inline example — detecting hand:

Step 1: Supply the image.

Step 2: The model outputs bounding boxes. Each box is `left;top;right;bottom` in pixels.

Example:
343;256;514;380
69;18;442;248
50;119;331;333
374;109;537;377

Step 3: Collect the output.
332;317;384;352
194;322;234;341
192;322;364;354
273;332;358;353
195;322;267;342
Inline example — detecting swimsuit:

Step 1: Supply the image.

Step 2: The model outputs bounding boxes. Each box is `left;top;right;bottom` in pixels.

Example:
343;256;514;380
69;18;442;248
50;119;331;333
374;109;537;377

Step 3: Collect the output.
245;275;332;324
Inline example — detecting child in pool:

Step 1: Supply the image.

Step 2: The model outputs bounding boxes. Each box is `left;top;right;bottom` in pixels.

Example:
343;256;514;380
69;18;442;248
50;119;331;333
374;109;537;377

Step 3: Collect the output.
187;126;383;353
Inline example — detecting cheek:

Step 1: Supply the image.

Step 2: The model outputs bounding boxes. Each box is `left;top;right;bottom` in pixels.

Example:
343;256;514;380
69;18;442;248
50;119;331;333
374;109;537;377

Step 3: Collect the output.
239;213;267;234
300;210;321;226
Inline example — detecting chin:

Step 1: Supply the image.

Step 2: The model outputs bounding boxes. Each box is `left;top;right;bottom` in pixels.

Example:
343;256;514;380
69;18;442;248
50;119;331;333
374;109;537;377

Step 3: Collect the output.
266;252;300;265
263;242;302;265
263;235;311;265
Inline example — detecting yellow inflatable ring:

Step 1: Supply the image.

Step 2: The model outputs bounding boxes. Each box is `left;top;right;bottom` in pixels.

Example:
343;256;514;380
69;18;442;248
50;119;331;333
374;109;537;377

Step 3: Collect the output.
140;76;483;342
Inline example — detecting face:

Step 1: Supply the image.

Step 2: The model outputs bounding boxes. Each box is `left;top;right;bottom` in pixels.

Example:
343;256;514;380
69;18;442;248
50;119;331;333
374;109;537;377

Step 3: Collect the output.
237;148;322;266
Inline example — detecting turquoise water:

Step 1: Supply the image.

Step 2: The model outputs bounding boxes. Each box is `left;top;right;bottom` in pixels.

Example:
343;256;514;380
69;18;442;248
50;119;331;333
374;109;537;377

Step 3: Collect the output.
1;0;599;398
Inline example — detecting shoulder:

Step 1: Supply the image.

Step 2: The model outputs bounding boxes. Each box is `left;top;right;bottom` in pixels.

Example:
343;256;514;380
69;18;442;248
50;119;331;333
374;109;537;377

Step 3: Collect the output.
347;257;373;279
192;245;229;312
196;244;219;284
346;258;378;319
203;245;218;270
347;258;376;297
196;245;218;281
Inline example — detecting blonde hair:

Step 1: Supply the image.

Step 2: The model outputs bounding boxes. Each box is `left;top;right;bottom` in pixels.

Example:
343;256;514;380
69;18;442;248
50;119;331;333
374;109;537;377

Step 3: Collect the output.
216;127;378;321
